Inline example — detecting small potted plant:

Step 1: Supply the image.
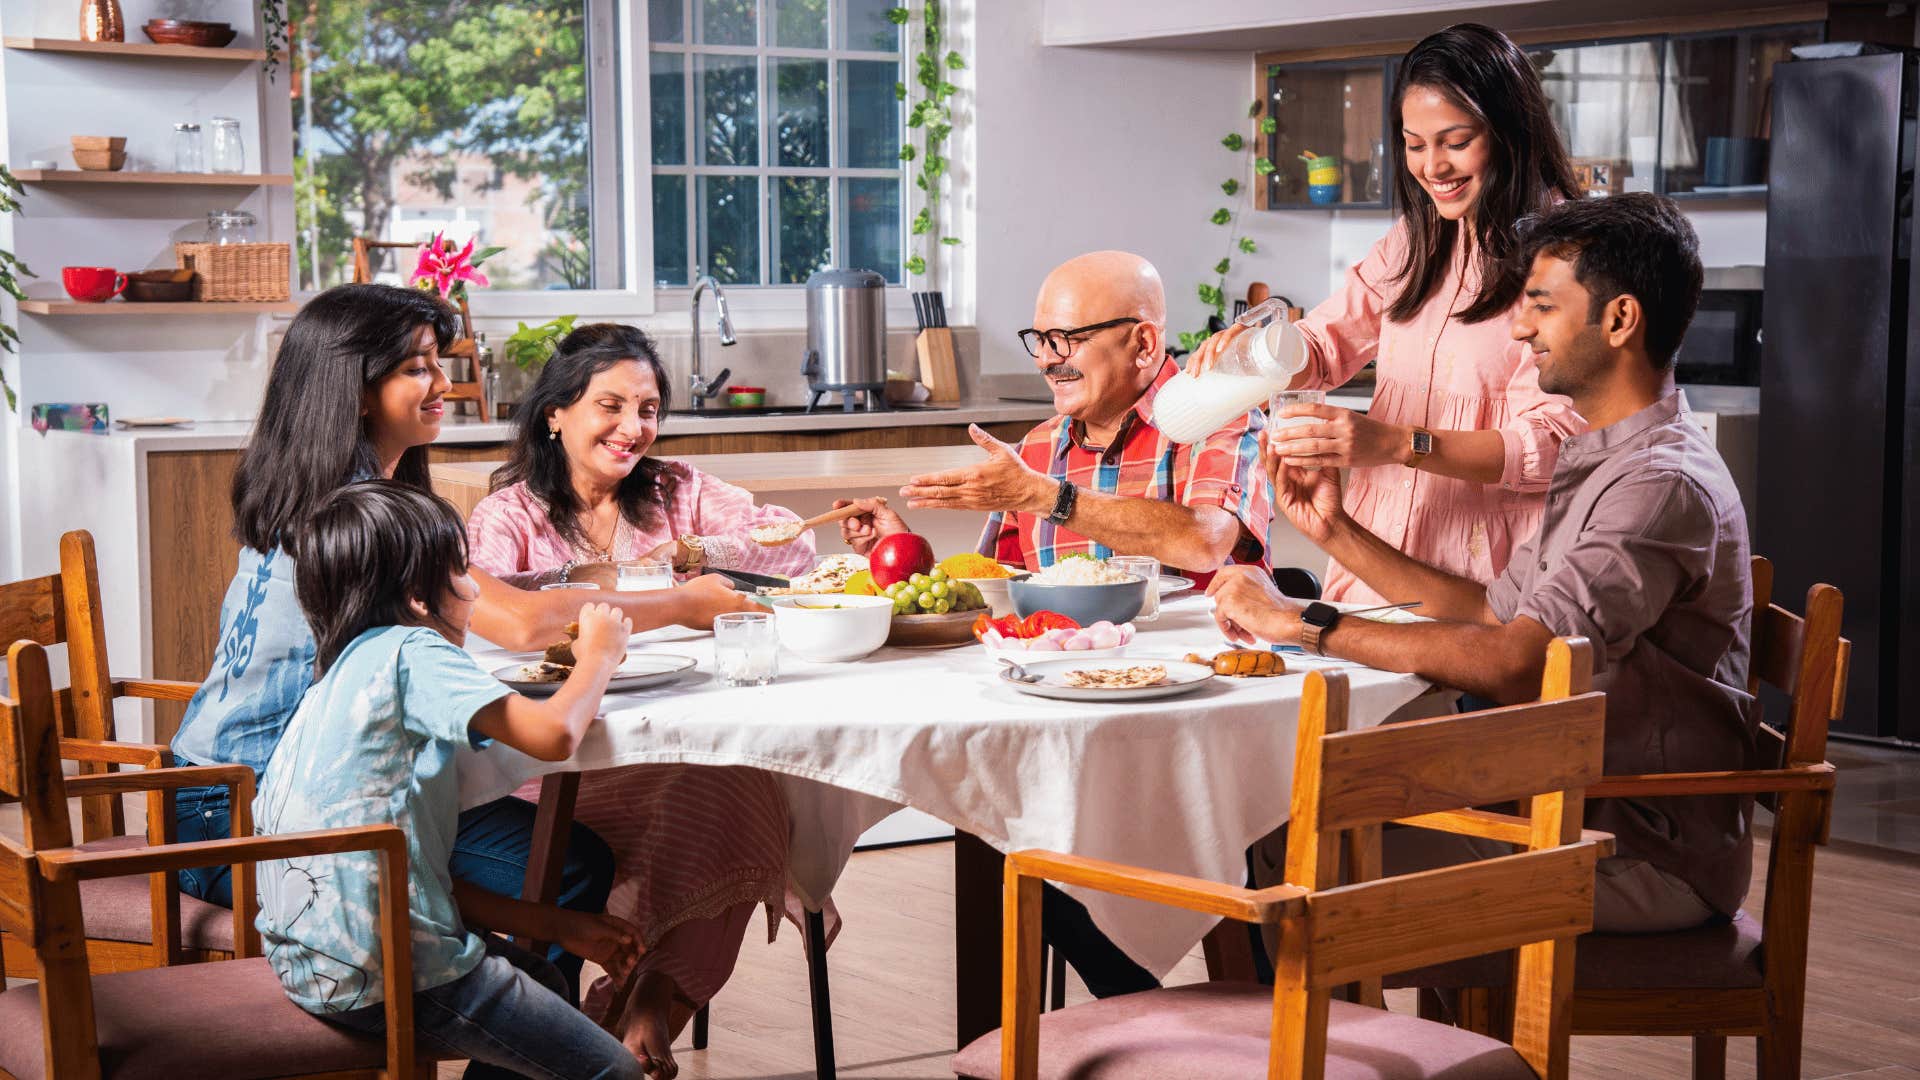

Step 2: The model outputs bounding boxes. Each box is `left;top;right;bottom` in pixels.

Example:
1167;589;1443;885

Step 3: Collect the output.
490;314;578;414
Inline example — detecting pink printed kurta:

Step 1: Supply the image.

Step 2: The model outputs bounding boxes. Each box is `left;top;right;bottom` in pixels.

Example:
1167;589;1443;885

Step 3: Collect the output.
1294;221;1586;603
466;461;818;580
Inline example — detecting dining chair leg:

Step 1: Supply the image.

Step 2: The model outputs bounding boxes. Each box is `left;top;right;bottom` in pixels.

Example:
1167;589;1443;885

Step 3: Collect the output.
805;907;837;1080
691;1003;709;1051
1049;946;1067;1011
1689;1034;1726;1080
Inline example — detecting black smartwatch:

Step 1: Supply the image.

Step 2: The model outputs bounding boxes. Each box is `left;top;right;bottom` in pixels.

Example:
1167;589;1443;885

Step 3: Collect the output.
1300;601;1341;656
1047;479;1078;525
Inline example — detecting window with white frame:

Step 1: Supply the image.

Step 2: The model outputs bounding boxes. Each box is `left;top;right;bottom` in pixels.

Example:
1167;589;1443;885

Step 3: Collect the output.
647;0;907;288
291;0;624;293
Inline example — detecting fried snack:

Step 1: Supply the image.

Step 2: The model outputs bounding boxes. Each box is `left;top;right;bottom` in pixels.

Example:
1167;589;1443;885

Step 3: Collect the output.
543;621;581;667
1185;649;1287;677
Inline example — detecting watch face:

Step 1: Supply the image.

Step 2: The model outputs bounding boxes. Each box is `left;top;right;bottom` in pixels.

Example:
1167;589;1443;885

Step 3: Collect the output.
1302;601;1339;628
1412;430;1434;454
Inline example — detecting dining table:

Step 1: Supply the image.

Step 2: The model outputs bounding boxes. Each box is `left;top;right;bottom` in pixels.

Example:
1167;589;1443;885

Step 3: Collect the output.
456;589;1434;1052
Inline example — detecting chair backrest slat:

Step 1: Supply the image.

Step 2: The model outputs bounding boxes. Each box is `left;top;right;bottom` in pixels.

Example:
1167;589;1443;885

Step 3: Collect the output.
0;839;33;940
0;574;65;652
1314;694;1605;832
1750;605;1805;697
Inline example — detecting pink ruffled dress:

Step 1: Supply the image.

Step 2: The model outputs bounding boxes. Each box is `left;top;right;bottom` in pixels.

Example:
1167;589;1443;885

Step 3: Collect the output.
1294;221;1586;603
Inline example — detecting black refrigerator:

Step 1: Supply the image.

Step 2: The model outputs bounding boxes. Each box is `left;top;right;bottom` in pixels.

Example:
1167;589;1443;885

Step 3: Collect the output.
1761;50;1920;742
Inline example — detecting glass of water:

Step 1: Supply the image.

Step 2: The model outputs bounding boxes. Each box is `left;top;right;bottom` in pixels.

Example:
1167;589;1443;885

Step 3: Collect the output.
1107;554;1161;622
617;558;675;592
540;581;600;592
713;611;777;687
1268;389;1328;469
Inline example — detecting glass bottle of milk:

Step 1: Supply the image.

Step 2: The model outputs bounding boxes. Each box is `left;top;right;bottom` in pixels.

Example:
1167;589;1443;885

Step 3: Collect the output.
1155;298;1308;444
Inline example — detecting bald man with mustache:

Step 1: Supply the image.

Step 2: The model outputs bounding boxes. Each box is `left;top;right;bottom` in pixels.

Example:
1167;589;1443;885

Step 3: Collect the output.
840;251;1272;584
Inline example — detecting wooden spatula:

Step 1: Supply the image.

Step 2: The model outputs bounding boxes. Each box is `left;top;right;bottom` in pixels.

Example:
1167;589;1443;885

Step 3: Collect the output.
750;497;888;546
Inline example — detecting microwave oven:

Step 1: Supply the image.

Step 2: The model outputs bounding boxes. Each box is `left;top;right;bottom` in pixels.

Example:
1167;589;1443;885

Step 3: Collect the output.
1675;288;1762;386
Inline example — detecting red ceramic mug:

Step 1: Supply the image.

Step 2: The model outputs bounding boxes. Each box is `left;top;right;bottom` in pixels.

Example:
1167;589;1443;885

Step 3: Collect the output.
62;266;127;303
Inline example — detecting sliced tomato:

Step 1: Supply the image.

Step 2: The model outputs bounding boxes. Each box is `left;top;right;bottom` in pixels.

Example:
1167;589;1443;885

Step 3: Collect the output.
1017;611;1081;638
971;613;996;641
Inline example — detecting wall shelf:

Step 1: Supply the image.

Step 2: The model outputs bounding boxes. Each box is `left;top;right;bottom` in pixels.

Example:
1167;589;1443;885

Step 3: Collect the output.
13;170;292;187
2;37;269;62
19;300;296;316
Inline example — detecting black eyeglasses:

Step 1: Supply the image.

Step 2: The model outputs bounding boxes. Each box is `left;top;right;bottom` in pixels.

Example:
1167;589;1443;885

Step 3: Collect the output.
1016;317;1143;359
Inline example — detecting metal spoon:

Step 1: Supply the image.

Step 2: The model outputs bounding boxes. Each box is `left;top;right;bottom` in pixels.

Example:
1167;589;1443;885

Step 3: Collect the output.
998;657;1042;683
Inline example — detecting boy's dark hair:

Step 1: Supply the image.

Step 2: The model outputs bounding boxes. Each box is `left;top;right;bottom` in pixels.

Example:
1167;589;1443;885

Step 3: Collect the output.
1516;193;1705;370
293;481;470;676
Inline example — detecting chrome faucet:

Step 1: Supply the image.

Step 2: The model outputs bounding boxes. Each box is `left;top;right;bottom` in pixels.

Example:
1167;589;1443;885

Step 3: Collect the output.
689;275;737;409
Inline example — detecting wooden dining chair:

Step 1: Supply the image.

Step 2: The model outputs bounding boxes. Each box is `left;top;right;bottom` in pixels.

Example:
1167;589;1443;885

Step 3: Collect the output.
0;640;428;1080
1389;557;1846;1080
954;637;1612;1080
0;530;245;980
352;236;490;420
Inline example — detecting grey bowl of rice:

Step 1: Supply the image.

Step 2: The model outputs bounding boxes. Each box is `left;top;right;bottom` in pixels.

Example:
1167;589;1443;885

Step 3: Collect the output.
1007;558;1149;626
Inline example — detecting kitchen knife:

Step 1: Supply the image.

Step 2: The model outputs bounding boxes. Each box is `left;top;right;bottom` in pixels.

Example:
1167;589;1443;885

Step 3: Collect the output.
709;567;792;593
932;291;947;328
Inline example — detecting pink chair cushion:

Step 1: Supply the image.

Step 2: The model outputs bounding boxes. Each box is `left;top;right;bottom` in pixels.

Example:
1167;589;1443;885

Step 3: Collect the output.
1383;910;1762;991
0;956;390;1080
952;981;1538;1080
70;836;237;953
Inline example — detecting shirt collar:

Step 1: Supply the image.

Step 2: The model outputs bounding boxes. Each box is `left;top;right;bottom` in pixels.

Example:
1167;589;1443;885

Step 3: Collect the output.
1063;358;1176;452
1560;388;1689;461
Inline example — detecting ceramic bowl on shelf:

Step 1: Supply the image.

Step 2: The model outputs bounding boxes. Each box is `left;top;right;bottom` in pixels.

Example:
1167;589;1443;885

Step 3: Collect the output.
125;270;196;303
143;20;239;47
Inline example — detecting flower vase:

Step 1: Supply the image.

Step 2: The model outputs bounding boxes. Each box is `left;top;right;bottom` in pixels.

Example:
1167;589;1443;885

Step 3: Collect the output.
80;0;125;42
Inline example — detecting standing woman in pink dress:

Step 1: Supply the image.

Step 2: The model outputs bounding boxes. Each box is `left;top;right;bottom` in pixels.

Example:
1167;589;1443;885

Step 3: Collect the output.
1194;23;1586;603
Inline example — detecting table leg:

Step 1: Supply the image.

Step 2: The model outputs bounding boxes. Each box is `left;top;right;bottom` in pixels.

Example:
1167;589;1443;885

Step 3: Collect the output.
515;772;581;954
805;907;837;1080
954;831;1004;1048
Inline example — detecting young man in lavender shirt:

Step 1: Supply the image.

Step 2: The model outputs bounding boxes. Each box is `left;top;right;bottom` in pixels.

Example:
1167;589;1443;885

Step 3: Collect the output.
1212;193;1754;931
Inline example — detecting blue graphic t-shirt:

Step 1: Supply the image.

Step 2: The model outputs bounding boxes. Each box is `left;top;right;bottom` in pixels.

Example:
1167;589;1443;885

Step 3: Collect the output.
171;546;317;776
253;625;512;1014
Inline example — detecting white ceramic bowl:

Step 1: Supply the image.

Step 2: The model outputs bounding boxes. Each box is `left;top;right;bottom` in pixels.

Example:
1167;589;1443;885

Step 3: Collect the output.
958;566;1029;617
768;594;893;662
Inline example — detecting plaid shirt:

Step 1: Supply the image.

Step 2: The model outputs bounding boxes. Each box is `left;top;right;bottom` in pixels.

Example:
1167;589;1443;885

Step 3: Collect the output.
977;359;1272;582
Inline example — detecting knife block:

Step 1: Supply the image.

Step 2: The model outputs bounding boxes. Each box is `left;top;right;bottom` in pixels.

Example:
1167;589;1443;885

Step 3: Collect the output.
916;328;961;403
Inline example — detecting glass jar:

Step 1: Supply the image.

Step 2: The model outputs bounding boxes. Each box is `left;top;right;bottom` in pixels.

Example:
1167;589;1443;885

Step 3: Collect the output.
172;122;204;173
208;117;245;174
205;210;256;246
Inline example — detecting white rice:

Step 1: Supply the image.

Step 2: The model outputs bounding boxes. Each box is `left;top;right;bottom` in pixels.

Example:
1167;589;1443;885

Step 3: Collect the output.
1029;558;1139;586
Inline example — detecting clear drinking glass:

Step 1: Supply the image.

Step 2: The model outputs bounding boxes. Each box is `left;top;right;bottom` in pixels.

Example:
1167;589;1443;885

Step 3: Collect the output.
540;581;600;592
1268;389;1328;469
1107;555;1162;622
208;117;245;173
617;558;675;592
714;611;777;687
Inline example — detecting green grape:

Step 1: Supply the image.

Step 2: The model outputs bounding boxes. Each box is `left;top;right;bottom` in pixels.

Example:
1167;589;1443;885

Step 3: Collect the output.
930;567;948;581
934;598;951;614
910;573;929;588
917;591;937;609
931;581;950;598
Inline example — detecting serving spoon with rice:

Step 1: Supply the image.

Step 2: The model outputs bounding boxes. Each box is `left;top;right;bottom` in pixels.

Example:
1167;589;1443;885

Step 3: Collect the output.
751;497;887;547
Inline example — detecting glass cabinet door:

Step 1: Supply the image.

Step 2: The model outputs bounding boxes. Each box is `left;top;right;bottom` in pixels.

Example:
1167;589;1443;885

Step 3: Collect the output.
1263;59;1391;209
1527;39;1665;198
1661;24;1823;196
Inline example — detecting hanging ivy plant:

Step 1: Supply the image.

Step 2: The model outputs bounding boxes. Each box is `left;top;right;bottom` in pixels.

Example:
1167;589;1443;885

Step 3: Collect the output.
889;2;965;280
1178;85;1277;353
261;0;289;83
0;166;33;411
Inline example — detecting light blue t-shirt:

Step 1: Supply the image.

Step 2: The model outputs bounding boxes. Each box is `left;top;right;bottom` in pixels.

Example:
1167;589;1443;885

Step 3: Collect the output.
253;625;512;1014
172;546;318;776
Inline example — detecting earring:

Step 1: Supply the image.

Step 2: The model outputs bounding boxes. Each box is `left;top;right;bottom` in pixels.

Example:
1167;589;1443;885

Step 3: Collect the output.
548;427;559;441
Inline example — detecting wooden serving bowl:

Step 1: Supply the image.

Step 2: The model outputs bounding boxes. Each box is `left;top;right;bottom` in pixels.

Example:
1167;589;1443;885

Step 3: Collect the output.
72;149;126;172
143;21;238;47
886;608;982;649
71;135;127;152
125;270;196;303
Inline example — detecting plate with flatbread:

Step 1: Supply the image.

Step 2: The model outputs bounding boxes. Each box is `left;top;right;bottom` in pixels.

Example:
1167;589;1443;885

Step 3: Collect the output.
997;657;1214;702
493;653;697;697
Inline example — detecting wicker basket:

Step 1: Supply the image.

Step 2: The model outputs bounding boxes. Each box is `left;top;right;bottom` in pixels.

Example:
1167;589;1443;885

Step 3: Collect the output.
173;242;291;302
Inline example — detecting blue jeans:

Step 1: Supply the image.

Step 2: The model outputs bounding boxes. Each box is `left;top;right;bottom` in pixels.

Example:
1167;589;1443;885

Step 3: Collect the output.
175;785;615;998
326;934;643;1080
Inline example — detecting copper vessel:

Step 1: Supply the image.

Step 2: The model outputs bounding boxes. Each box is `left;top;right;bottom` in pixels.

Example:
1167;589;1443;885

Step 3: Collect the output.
80;0;125;43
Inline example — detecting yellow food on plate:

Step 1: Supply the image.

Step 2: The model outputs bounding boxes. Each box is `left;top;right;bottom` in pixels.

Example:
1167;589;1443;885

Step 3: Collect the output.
843;569;878;595
938;553;1011;579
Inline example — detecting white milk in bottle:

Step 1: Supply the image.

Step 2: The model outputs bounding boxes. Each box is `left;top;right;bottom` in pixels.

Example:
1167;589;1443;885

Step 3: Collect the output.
1155;298;1307;444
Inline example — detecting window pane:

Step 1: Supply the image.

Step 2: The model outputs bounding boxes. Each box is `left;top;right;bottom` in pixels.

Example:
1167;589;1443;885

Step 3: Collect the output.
773;58;828;167
772;0;827;49
653;175;689;286
649;0;684;42
1530;41;1662;197
651;52;687;166
839;0;900;51
697;54;759;166
840;59;901;168
699;175;761;283
698;0;758;45
773;177;832;283
843;176;900;282
292;0;614;292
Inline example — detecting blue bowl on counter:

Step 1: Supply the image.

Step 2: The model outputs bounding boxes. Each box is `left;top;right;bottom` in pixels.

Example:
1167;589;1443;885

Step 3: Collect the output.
1008;576;1149;627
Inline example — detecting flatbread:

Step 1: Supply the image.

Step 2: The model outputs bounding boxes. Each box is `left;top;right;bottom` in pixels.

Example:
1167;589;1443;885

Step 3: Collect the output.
1062;664;1168;690
514;661;573;684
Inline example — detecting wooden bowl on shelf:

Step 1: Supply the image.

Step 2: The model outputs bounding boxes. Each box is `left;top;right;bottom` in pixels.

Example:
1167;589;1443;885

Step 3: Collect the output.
125;270;196;303
72;149;126;172
71;135;126;153
143;20;238;48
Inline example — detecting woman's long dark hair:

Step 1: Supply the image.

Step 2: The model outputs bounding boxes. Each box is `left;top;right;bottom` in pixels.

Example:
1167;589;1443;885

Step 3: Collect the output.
1386;23;1580;324
492;322;679;549
232;283;458;553
294;481;470;675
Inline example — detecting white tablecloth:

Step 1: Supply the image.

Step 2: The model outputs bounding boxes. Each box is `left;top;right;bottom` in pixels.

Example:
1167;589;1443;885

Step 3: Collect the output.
459;596;1430;976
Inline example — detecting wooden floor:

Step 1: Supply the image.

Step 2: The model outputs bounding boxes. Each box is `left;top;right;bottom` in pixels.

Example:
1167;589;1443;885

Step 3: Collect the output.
553;829;1920;1080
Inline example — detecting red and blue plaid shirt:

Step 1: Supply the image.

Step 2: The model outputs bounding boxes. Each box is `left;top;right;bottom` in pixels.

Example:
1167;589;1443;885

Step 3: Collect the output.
976;359;1272;583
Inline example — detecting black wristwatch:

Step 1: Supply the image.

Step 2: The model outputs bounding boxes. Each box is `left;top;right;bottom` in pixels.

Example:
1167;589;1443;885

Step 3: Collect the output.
1300;601;1341;656
1047;479;1078;525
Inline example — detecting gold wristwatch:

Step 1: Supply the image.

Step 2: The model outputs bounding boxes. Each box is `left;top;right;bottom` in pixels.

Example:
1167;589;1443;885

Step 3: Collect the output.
676;534;707;572
1407;426;1435;469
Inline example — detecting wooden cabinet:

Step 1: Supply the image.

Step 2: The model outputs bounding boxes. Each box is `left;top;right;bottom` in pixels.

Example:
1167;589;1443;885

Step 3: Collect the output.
1259;59;1391;210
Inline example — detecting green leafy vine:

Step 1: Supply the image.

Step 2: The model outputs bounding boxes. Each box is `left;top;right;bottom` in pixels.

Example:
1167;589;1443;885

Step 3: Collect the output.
0;165;33;412
1178;86;1277;353
260;1;289;83
889;2;965;279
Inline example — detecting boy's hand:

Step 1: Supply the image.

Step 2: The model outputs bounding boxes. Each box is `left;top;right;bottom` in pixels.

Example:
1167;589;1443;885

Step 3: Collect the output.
675;574;763;630
550;910;644;982
572;602;632;668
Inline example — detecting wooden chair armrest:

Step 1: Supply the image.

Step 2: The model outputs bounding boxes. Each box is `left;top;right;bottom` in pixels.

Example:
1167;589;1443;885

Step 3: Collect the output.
112;678;202;703
1588;763;1834;799
38;824;403;883
1008;849;1307;924
1391;809;1613;848
59;737;172;768
62;764;254;802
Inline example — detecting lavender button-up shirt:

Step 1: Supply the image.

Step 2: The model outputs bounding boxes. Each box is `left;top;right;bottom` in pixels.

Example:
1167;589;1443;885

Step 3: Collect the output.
1487;390;1755;915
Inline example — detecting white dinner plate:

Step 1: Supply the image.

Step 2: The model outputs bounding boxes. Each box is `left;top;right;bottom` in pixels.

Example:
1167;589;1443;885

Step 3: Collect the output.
998;657;1215;702
1156;574;1195;599
493;653;697;697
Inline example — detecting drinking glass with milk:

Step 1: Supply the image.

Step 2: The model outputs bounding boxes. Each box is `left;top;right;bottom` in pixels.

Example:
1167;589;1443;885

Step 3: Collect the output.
1155;298;1308;444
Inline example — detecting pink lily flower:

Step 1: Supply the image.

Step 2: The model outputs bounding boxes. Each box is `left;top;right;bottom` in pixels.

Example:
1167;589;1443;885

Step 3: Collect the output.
411;231;491;299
